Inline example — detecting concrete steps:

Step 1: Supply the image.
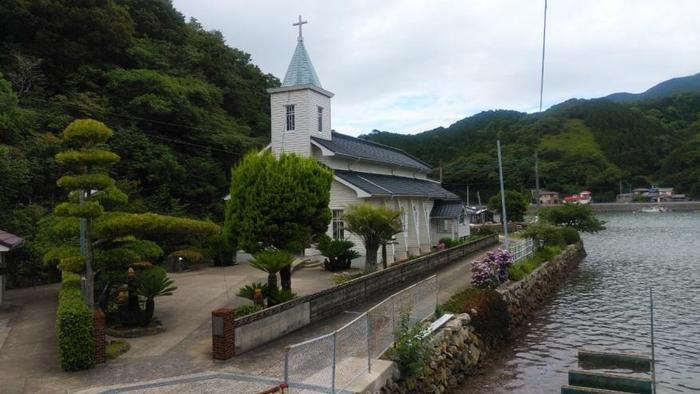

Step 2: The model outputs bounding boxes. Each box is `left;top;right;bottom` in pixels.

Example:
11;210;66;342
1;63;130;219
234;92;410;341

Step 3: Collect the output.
561;348;654;394
561;385;630;394
567;370;653;394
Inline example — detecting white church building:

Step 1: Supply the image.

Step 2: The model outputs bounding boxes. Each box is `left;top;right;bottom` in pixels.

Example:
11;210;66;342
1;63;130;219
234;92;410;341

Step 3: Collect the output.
267;18;468;265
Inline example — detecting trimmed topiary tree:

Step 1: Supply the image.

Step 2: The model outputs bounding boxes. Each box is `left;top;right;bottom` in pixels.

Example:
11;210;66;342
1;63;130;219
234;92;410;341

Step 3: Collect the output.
224;151;333;291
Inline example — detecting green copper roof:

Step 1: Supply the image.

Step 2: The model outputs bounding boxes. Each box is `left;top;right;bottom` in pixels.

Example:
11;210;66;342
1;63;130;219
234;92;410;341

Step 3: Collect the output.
282;39;322;88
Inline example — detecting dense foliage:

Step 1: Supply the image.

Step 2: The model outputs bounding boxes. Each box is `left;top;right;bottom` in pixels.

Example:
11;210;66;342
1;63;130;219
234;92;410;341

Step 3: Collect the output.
364;95;700;202
56;272;94;371
0;0;277;288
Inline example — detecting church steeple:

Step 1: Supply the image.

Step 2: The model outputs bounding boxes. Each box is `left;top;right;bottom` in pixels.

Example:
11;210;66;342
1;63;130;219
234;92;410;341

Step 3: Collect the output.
268;15;334;156
282;15;322;88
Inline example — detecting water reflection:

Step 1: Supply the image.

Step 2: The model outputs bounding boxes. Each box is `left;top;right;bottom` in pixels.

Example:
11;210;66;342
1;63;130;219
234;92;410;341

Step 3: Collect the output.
468;212;700;393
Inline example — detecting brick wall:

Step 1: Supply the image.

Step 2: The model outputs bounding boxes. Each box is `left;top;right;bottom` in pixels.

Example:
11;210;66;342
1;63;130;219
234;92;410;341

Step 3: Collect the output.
93;309;106;364
212;308;235;360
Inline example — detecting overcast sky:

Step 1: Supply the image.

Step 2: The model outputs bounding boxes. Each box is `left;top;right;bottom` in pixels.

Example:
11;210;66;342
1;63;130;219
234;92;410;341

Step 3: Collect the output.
173;0;700;136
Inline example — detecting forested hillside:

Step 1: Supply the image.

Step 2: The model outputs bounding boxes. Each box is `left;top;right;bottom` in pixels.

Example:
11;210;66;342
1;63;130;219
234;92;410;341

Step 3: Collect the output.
364;94;700;203
0;0;277;287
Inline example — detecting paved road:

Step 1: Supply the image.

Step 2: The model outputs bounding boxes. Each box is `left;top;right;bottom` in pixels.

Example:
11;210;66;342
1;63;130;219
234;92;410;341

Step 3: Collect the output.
0;244;498;393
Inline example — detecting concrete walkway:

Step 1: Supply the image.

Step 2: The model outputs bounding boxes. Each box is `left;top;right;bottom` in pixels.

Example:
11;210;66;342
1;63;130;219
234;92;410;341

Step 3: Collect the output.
76;245;499;394
0;262;336;393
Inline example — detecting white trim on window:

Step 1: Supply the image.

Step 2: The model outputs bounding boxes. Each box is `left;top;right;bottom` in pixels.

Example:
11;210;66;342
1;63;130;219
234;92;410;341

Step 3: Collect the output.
285;104;295;131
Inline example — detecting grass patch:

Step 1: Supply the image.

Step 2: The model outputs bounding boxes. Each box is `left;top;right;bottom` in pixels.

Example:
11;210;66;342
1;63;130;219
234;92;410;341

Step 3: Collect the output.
106;340;130;360
332;270;365;285
507;245;563;281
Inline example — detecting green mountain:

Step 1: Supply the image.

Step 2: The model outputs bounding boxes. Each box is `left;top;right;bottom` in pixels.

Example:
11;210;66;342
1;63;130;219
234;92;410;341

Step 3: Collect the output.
363;94;700;202
0;0;277;287
604;73;700;103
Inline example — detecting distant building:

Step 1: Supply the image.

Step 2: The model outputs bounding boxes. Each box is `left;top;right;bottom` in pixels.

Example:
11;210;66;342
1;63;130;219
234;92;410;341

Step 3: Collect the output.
564;191;592;205
465;206;493;224
538;191;560;205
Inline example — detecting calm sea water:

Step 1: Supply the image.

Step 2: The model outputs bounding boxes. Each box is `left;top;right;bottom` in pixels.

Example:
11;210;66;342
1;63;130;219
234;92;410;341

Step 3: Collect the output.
468;212;700;393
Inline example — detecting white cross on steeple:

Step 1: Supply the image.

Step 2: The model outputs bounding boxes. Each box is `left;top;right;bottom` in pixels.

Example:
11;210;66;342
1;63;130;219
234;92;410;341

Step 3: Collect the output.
293;15;308;41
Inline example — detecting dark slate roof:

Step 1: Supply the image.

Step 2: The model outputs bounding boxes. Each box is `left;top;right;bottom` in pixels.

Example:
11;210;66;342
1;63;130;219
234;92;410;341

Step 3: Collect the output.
335;170;459;199
430;200;464;218
312;132;432;172
0;230;24;250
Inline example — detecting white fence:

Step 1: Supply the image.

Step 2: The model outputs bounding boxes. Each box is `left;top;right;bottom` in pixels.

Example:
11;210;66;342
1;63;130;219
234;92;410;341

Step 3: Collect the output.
283;275;438;393
509;238;536;263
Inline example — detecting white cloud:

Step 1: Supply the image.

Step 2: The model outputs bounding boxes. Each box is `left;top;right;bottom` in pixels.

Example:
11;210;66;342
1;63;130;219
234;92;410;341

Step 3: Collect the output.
173;0;700;135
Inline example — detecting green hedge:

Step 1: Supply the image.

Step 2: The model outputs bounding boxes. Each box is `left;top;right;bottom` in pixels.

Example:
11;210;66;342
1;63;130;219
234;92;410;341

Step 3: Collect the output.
56;272;95;371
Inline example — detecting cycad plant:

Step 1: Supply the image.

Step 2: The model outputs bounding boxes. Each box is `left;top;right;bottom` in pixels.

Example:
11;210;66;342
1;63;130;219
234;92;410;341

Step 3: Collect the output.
249;250;294;294
136;266;177;325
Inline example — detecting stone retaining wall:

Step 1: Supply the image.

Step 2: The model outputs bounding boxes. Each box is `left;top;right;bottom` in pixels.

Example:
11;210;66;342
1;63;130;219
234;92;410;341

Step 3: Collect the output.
233;234;499;354
380;242;587;393
498;241;586;327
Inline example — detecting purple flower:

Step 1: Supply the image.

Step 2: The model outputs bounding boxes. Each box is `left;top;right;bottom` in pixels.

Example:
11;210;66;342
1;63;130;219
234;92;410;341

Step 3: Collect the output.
471;248;514;288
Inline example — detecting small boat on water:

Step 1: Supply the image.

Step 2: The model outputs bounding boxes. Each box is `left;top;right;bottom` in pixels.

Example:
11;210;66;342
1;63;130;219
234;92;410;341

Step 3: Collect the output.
640;206;669;213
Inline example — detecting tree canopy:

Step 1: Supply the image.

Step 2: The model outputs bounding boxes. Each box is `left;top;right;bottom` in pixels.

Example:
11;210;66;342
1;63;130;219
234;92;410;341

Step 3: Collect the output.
487;191;529;223
343;203;402;272
224;151;333;290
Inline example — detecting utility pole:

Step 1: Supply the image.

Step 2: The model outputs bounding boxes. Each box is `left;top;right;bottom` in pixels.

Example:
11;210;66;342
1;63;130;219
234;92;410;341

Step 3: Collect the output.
477;191;482;207
539;0;548;113
497;140;509;249
466;185;470;207
535;151;541;210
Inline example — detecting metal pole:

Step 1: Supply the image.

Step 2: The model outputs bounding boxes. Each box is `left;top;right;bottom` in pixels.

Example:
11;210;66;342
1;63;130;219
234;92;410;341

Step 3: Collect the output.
284;348;290;386
538;0;548;113
535;151;540;210
331;332;337;393
466;185;470;207
650;287;657;394
497;140;509;249
366;315;372;373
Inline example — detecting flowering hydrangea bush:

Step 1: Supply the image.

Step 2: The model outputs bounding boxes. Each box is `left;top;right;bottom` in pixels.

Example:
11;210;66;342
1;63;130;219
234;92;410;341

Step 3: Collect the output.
471;248;515;288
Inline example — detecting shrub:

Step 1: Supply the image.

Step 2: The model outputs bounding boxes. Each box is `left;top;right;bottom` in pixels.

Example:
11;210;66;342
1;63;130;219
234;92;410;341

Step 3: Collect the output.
237;282;270;300
387;309;429;378
170;249;204;265
442;288;510;344
472;226;496;236
439;237;464;248
56;272;95;371
471;248;514;288
317;235;360;271
521;223;564;247
268;289;297;306
235;304;264;318
539;204;605;232
560;226;581;244
507;245;563;282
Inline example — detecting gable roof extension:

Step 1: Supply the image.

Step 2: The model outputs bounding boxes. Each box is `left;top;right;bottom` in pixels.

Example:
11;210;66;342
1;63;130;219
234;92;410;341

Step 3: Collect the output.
312;132;432;172
430;200;464;219
282;39;322;88
335;170;458;199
